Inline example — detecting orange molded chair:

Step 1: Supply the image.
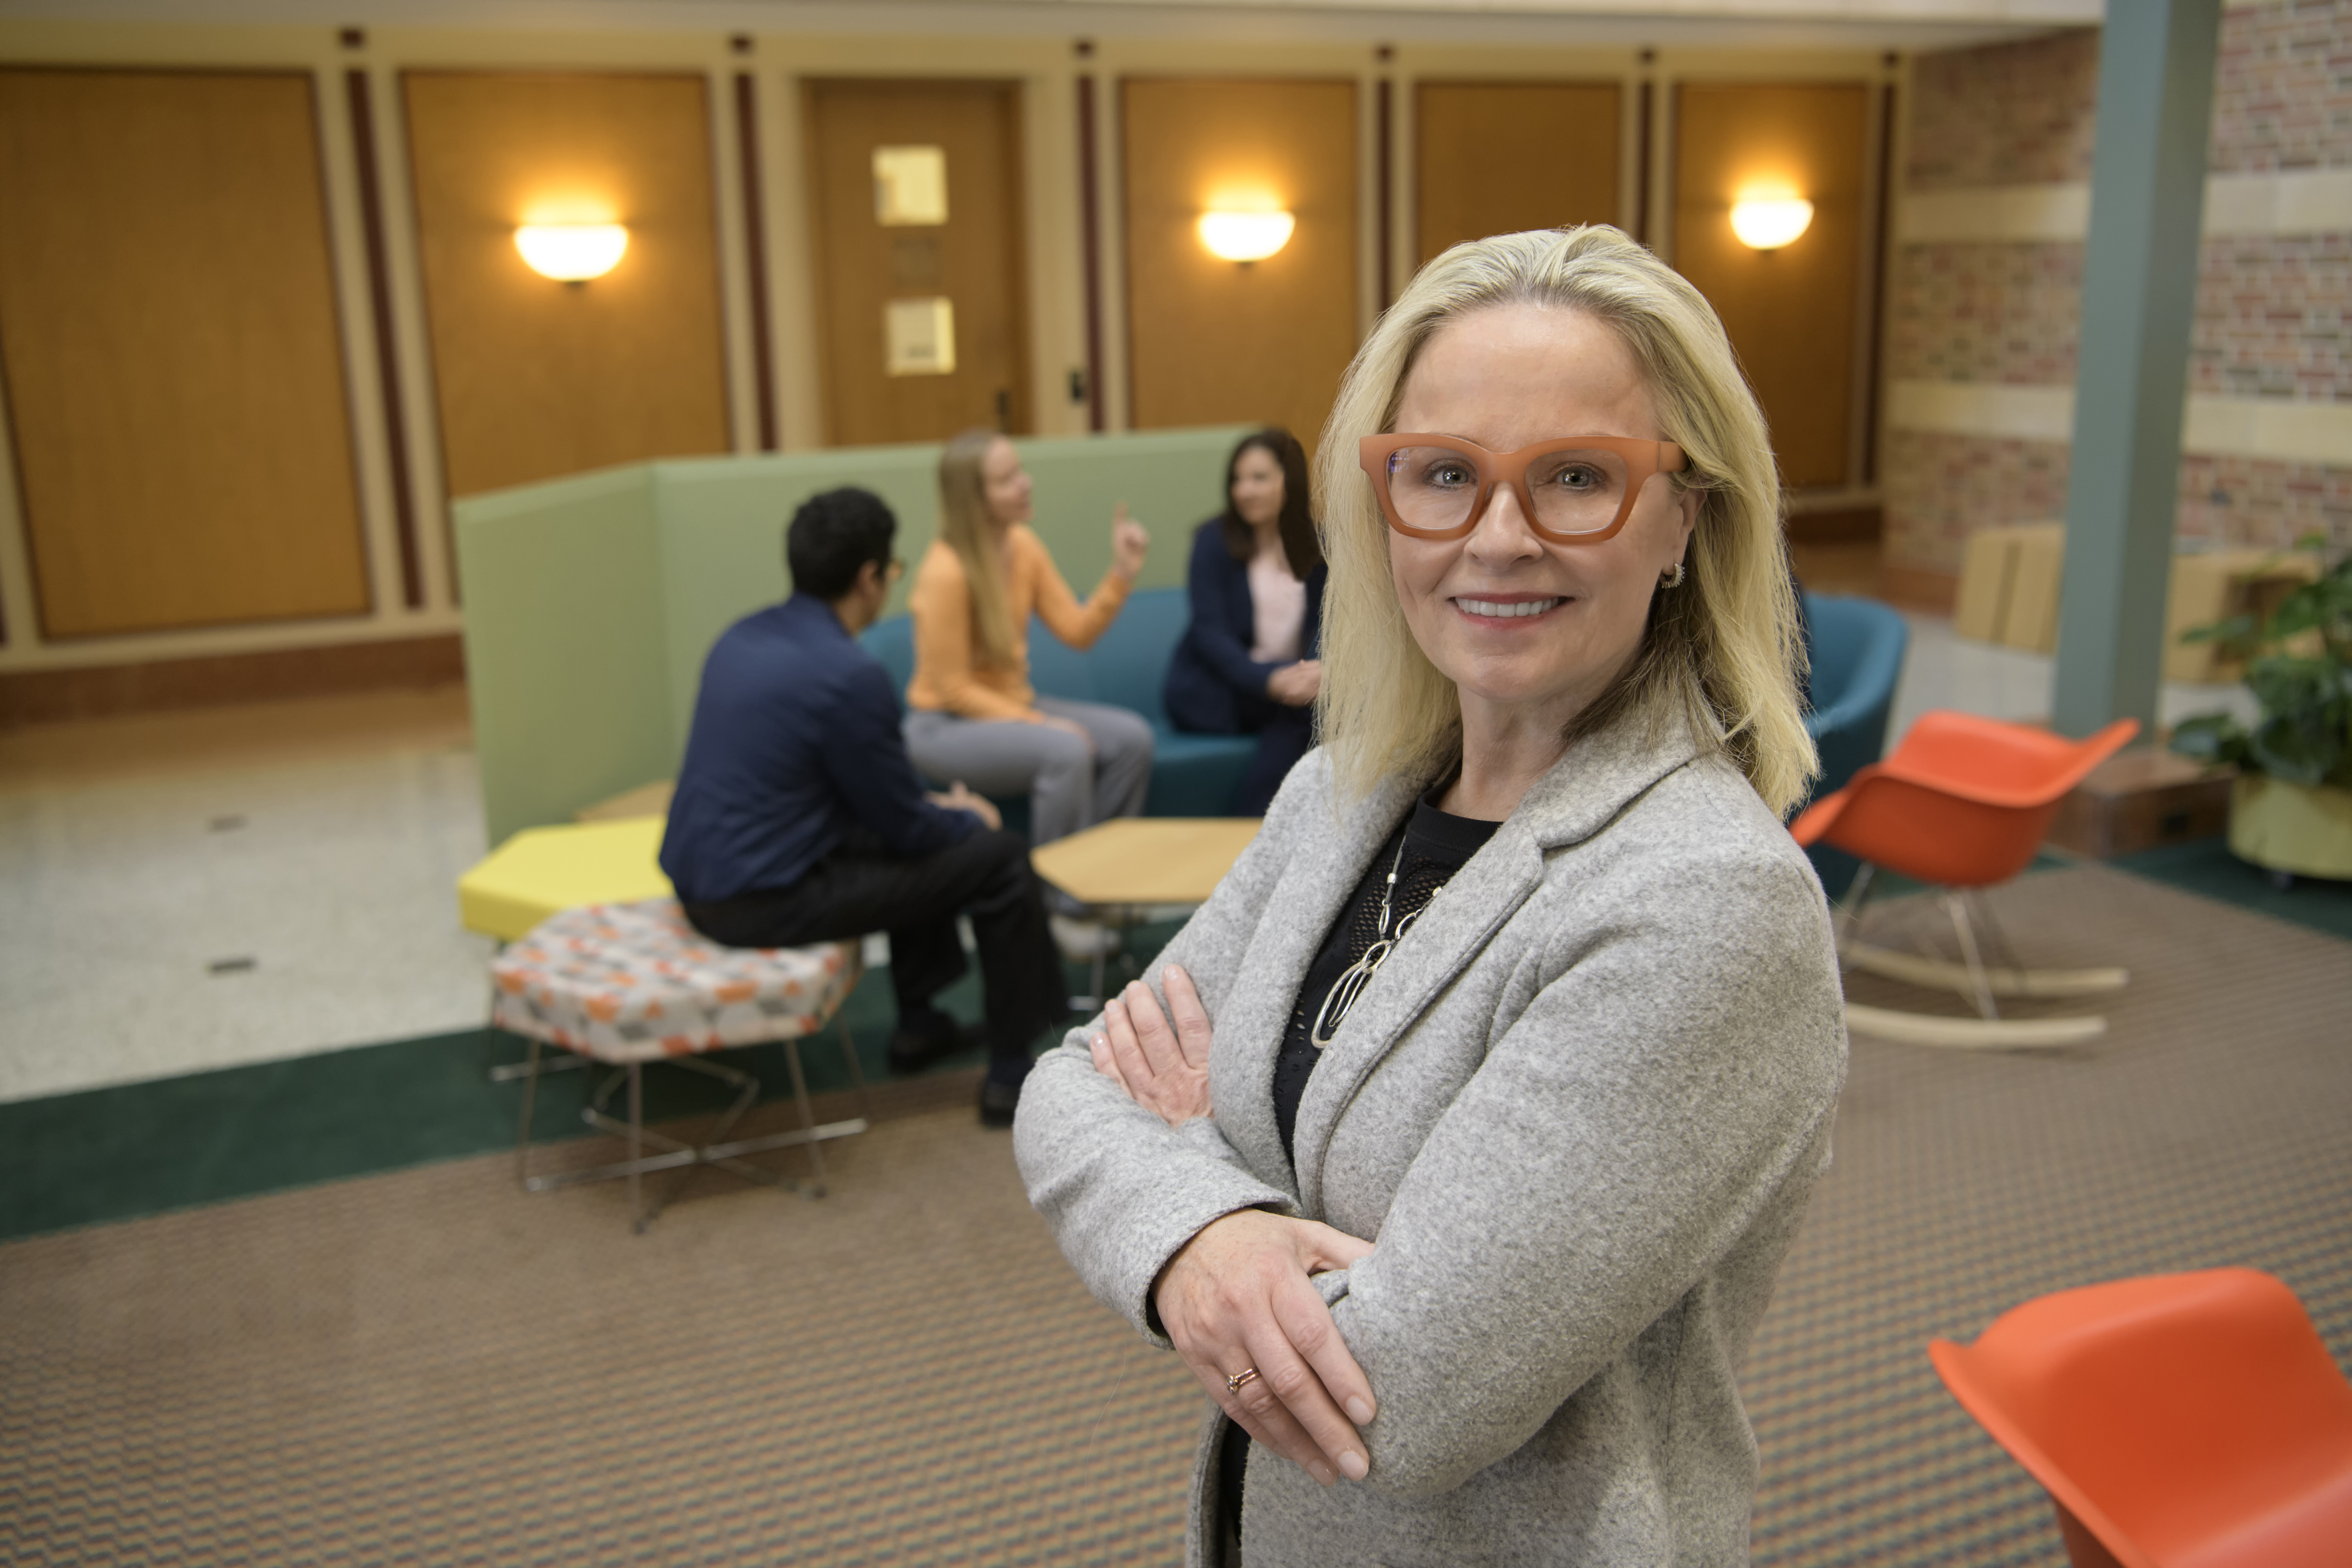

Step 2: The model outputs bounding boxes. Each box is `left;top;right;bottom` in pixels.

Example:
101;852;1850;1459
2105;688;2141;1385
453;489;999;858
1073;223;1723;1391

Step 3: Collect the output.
1790;710;2139;1048
1930;1268;2352;1568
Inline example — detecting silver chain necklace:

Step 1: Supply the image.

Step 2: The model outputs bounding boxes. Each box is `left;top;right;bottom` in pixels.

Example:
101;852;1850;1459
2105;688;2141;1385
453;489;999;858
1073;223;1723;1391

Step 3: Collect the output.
1309;836;1431;1049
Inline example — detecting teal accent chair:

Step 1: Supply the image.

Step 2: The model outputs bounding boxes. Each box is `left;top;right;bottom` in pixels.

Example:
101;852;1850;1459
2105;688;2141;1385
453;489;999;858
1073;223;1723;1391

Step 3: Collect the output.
862;588;1260;833
1800;591;1910;898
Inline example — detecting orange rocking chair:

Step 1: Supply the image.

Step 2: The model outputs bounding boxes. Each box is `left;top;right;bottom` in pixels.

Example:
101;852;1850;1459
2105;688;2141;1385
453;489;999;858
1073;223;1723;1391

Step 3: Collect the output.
1930;1268;2352;1568
1789;710;2139;1048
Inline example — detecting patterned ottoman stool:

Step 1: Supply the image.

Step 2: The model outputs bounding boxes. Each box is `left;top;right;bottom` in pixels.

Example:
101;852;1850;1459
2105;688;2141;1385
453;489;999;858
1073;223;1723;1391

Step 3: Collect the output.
494;898;868;1231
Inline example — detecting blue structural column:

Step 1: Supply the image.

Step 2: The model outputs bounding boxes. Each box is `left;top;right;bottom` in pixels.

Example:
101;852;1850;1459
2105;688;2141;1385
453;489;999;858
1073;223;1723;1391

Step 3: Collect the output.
2053;0;2224;738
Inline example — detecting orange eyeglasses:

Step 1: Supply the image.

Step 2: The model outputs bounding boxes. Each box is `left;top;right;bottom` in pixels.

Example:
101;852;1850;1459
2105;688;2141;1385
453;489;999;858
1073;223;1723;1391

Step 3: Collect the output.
1358;434;1687;545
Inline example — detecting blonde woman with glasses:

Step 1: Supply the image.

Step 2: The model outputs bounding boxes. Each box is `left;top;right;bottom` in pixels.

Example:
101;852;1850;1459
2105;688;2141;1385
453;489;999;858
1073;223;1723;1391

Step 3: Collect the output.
1015;227;1846;1565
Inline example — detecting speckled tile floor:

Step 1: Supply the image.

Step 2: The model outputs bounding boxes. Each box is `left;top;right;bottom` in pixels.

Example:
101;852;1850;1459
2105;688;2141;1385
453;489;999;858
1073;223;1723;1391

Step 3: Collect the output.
0;691;494;1103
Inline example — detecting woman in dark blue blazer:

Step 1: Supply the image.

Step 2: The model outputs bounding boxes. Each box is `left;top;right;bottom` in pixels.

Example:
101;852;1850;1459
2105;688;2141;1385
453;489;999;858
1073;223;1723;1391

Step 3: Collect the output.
1164;428;1326;815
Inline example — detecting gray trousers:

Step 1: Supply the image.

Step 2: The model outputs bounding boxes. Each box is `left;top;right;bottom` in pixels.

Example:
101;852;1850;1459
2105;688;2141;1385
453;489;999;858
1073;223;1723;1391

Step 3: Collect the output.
903;696;1154;848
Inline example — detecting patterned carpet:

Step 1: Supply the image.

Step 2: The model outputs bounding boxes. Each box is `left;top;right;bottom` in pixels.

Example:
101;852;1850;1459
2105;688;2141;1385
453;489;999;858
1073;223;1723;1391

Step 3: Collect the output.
2;864;2346;1565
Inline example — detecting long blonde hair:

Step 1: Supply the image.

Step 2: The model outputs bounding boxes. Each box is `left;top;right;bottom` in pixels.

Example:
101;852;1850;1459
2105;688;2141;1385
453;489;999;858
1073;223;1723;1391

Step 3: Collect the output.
1314;225;1817;816
937;428;1019;666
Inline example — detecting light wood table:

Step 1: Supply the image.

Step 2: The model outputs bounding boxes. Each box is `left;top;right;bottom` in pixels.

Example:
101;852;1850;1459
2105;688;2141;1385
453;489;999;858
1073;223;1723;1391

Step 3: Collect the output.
1031;817;1261;1008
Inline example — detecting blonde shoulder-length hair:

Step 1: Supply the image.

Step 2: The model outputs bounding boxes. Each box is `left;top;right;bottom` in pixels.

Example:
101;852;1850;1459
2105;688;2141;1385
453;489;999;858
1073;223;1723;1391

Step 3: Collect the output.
1314;224;1816;817
937;428;1019;667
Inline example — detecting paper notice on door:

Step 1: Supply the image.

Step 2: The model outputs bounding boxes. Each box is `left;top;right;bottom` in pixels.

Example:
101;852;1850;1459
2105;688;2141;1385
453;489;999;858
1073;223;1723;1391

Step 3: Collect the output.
873;145;948;226
885;296;956;376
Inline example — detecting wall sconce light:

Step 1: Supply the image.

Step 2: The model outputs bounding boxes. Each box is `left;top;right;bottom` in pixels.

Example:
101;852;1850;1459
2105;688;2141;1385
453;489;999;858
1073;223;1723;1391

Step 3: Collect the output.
1198;209;1295;264
515;223;629;282
1729;194;1814;251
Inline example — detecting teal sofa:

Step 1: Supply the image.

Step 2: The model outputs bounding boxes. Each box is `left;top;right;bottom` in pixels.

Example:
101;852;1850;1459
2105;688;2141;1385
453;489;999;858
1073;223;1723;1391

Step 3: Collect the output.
454;427;1251;847
860;588;1260;828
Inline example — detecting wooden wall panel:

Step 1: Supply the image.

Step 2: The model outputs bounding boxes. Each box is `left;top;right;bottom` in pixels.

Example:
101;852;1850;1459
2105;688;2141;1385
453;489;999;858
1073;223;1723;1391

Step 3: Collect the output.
1122;78;1357;457
403;72;729;499
0;69;370;639
1416;82;1620;264
1672;83;1868;491
804;79;1031;447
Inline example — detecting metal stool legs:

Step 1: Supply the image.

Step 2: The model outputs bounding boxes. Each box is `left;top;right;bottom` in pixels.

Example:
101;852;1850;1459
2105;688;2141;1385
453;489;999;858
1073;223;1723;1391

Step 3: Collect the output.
514;1031;871;1231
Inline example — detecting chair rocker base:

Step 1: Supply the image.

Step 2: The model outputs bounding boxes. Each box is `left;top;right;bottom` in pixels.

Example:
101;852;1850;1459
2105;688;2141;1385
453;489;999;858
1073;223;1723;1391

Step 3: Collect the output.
1844;1003;2109;1050
1833;865;2122;1051
1841;942;2129;1000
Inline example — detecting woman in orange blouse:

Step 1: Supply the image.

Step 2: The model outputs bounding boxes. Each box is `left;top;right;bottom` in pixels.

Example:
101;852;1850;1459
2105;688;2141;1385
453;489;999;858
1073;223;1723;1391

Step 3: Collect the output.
903;430;1154;878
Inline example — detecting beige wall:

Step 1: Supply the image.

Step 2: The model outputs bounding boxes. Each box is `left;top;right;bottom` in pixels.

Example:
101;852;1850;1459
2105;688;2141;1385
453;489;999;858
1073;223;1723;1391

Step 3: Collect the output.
0;68;370;638
0;18;1893;681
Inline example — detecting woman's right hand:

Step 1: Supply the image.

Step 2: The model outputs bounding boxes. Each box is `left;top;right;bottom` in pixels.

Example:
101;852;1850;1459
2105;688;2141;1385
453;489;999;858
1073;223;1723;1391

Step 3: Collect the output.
1110;503;1150;580
1157;1209;1378;1486
1266;659;1322;707
1090;967;1212;1128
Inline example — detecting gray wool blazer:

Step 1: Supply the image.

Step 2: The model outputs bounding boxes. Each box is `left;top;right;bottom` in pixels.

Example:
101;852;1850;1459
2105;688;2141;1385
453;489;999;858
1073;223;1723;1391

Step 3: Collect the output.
1013;713;1848;1567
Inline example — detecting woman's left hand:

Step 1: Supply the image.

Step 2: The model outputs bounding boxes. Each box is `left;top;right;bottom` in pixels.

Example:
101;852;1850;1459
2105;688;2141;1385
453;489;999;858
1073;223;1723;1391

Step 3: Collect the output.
1266;659;1322;707
1089;965;1211;1127
1110;504;1150;580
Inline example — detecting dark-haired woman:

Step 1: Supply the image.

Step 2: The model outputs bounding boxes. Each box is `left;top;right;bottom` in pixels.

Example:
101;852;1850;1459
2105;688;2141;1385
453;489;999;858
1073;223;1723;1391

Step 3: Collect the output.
1164;429;1328;816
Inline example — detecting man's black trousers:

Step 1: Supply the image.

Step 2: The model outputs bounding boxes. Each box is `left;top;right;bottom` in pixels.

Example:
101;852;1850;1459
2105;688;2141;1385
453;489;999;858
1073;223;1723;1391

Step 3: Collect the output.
682;827;1065;1068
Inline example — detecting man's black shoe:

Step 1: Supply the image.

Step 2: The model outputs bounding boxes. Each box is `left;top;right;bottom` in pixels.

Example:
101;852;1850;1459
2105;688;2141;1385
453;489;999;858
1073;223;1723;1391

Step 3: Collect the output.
978;1076;1024;1129
978;1058;1032;1129
887;1013;976;1075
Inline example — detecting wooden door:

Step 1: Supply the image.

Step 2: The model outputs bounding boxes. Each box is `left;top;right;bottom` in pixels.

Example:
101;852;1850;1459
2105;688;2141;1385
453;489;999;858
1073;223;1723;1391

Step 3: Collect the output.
1672;83;1869;491
0;69;370;638
1416;82;1621;264
804;79;1030;446
1121;77;1358;459
403;72;731;500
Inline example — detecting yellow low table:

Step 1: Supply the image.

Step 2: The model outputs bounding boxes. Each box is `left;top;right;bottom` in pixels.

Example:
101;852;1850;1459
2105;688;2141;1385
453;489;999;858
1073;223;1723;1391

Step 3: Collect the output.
459;815;674;942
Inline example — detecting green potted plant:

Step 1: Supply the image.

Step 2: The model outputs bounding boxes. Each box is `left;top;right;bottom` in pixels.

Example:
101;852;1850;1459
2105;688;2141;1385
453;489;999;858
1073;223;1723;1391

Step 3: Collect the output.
2169;532;2352;888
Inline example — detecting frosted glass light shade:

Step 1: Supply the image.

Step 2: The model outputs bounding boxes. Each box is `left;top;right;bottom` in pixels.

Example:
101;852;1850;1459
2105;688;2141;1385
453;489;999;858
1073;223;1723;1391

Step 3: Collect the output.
1729;198;1813;251
1198;210;1295;263
515;223;629;281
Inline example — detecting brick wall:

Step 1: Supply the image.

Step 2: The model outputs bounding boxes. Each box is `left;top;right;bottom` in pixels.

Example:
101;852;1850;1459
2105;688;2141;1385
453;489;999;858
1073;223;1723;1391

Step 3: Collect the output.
1907;29;2100;189
1884;430;2072;571
1885;0;2352;583
2179;452;2352;549
2193;232;2352;400
2209;0;2352;171
1887;242;2082;385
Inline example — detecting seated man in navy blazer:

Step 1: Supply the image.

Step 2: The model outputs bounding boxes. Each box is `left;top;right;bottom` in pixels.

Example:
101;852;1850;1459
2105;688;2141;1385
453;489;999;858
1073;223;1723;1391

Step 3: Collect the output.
660;487;1065;1127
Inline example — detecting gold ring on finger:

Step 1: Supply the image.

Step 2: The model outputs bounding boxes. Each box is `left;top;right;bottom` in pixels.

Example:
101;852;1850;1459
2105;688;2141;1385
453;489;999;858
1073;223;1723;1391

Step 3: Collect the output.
1226;1367;1260;1396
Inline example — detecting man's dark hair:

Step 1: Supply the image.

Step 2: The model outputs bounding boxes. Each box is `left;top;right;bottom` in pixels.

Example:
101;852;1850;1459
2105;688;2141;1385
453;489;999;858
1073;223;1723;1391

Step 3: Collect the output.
787;487;897;601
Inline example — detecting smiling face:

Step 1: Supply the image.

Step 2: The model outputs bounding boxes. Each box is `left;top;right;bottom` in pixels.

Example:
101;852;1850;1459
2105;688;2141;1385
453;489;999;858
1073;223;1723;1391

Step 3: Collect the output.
1386;303;1695;735
979;436;1034;528
1230;443;1286;530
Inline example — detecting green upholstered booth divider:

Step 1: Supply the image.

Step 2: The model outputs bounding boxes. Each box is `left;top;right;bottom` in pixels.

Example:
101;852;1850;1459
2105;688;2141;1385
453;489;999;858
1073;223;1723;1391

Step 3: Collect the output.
455;427;1251;847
